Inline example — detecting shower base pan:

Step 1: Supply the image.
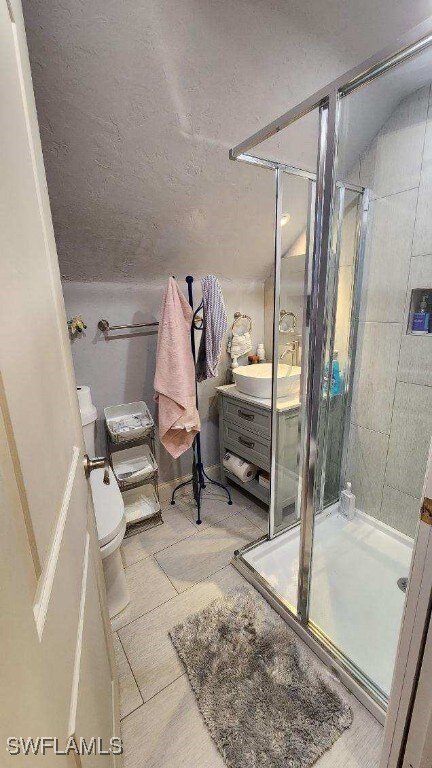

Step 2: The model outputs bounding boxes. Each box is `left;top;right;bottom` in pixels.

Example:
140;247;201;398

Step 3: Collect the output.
238;506;413;704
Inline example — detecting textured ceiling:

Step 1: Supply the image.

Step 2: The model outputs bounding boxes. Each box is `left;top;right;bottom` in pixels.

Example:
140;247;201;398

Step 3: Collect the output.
22;0;432;282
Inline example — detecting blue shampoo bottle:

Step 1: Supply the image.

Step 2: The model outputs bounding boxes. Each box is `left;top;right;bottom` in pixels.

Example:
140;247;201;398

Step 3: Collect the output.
330;351;341;396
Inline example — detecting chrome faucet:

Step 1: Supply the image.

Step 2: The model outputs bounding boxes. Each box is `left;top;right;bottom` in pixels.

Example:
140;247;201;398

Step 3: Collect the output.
280;339;300;366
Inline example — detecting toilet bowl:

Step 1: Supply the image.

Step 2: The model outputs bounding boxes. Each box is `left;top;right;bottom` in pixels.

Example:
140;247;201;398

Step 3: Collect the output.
77;386;130;618
90;466;129;618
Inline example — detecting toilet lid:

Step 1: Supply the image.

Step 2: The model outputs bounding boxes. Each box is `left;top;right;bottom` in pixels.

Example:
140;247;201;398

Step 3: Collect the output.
90;467;126;547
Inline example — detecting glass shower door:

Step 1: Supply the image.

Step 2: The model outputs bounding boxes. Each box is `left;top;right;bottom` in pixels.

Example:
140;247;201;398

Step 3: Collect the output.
240;105;321;617
271;171;315;538
233;21;432;712
315;184;364;511
309;49;432;701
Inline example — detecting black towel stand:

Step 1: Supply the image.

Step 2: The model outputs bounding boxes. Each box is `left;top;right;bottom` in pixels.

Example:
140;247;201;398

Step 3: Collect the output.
170;275;232;524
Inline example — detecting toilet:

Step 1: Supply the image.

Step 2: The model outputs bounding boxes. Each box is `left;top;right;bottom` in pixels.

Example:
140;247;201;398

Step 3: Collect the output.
77;386;130;618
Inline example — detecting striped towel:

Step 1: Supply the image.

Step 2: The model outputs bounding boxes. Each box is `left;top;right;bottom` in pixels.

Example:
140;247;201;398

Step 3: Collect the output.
196;275;227;382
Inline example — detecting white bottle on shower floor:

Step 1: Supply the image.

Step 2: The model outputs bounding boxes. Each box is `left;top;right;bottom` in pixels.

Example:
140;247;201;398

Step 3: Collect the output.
339;481;355;520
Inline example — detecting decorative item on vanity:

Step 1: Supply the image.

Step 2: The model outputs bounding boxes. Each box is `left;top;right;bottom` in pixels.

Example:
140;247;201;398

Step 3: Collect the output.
170;276;232;523
257;343;266;362
104;401;161;534
77;386;129;619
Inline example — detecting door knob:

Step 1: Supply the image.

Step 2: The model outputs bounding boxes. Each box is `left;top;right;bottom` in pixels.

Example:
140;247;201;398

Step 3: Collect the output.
84;455;110;484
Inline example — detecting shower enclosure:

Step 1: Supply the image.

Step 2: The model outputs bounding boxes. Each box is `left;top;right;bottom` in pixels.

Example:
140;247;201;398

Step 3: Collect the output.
231;20;432;722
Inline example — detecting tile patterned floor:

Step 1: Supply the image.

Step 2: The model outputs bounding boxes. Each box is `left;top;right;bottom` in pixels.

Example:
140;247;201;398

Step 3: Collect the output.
112;487;383;768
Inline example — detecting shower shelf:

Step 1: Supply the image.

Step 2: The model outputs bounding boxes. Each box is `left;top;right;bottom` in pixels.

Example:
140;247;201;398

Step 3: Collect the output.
406;288;432;336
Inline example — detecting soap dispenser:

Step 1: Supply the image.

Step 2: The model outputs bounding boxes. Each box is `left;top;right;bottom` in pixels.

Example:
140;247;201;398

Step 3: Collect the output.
339;481;355;520
330;351;341;396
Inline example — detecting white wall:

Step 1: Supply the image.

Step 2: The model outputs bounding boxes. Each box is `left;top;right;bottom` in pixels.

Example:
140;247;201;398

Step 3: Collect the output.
63;277;264;482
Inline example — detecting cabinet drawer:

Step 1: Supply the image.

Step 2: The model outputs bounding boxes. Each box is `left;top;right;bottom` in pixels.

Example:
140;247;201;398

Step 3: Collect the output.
223;398;270;438
224;423;270;470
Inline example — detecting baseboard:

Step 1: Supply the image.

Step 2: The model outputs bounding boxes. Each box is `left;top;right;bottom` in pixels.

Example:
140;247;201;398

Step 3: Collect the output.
158;463;221;504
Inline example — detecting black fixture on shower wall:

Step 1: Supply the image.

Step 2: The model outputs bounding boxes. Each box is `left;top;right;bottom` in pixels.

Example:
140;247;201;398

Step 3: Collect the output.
170;276;232;524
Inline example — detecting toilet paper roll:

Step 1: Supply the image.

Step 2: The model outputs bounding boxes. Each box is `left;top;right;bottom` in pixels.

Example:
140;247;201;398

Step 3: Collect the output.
223;452;257;483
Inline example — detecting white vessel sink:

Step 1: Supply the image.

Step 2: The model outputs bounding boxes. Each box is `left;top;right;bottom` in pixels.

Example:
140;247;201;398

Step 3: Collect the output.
233;363;301;400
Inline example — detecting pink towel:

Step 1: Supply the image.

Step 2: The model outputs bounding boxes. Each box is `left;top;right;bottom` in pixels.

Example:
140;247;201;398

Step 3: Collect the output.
154;277;200;458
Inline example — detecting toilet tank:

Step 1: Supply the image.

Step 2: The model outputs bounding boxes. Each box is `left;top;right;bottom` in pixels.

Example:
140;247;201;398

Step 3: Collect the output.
77;385;97;455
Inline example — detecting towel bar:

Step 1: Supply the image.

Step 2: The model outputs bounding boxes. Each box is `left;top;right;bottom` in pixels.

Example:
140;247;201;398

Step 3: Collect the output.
98;319;159;332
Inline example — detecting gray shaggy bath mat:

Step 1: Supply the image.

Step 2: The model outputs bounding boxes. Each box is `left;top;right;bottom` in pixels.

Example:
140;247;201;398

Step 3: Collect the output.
170;590;352;768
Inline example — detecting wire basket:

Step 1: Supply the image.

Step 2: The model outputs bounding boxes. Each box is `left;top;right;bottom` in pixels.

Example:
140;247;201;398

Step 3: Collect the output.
104;401;154;444
122;484;161;525
111;444;158;491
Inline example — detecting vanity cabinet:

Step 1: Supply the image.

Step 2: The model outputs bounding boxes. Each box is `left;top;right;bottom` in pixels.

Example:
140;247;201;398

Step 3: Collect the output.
218;386;300;518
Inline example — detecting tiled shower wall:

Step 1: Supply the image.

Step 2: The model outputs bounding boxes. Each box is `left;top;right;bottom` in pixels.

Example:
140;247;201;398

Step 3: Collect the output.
347;84;432;538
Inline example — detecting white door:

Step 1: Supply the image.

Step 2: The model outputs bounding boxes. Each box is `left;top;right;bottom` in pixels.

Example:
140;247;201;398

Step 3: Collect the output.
401;609;432;767
398;445;432;768
381;440;432;767
0;1;120;764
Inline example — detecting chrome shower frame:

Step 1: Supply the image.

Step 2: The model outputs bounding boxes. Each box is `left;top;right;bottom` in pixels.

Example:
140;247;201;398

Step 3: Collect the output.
229;14;432;731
